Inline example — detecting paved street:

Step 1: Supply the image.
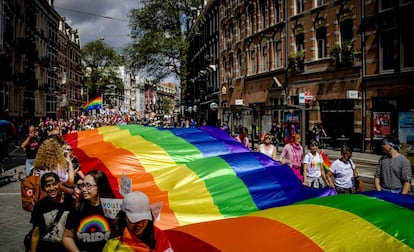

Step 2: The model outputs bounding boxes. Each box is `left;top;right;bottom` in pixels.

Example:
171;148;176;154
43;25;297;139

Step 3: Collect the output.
0;141;410;251
0;171;31;252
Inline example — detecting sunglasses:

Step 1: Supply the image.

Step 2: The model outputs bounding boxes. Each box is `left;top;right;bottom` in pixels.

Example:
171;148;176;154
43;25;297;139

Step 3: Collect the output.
311;143;318;146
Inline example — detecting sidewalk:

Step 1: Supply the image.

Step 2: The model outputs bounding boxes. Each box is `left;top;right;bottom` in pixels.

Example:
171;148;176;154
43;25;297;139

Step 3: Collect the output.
0;165;31;252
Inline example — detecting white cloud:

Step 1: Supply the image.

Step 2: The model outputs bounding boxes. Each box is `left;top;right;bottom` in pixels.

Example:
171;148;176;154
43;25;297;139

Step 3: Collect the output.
54;0;137;50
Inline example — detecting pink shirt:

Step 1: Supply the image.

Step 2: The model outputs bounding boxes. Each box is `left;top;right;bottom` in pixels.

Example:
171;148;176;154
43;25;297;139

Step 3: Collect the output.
279;143;303;168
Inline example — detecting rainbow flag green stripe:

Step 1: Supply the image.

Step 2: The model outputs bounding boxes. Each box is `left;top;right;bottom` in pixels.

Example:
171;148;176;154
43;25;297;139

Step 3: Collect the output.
65;125;333;230
114;125;258;217
296;194;414;249
249;201;413;251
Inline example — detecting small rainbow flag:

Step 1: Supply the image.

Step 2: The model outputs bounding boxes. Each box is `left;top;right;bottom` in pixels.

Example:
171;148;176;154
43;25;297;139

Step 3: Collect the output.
82;95;103;111
320;150;332;172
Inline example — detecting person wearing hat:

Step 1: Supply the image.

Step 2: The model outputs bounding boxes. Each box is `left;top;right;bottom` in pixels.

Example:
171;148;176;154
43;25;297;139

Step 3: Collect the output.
103;191;173;252
374;135;412;194
29;172;73;252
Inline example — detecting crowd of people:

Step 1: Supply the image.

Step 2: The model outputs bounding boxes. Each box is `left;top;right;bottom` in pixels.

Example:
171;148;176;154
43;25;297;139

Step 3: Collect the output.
5;113;412;251
243;121;412;195
17;121;174;252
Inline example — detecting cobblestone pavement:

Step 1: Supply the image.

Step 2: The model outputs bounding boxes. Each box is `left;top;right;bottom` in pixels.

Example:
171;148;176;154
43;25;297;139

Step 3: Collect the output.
0;165;31;252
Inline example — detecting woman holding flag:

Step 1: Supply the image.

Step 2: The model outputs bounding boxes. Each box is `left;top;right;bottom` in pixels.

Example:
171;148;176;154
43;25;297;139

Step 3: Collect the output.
302;139;329;188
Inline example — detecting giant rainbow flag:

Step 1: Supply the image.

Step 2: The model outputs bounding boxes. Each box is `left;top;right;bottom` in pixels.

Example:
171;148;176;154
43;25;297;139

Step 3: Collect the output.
63;125;414;251
81;95;103;111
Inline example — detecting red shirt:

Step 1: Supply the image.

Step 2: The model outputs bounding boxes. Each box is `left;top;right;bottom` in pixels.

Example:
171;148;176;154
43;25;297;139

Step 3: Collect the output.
103;226;173;252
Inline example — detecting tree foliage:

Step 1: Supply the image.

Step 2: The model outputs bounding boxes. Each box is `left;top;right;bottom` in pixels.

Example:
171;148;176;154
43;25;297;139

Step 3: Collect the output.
81;40;124;99
126;0;200;83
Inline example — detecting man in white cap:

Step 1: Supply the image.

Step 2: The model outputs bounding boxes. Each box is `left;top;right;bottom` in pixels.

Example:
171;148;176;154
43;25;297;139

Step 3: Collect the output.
103;191;173;251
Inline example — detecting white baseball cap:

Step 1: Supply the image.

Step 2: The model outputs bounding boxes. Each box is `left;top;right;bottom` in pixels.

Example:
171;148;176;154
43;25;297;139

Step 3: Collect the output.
121;191;153;222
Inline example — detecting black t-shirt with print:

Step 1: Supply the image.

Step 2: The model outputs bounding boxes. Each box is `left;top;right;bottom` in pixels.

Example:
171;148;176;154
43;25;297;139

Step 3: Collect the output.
65;202;111;252
30;196;73;251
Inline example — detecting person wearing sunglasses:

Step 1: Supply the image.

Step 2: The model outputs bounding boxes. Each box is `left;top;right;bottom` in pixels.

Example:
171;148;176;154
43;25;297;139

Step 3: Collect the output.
374;135;412;194
257;133;277;160
63;170;115;252
302;140;328;188
103;191;173;252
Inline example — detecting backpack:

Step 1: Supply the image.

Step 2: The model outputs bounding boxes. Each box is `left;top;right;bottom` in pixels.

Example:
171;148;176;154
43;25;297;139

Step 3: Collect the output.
21;169;46;211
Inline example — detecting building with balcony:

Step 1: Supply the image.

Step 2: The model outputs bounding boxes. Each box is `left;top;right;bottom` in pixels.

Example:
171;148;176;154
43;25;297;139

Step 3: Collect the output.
0;0;82;121
187;0;413;152
361;1;414;153
57;18;82;120
186;0;220;126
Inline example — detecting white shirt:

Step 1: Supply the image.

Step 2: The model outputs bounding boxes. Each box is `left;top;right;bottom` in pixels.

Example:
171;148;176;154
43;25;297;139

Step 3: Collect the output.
303;152;323;178
258;144;274;159
330;159;355;188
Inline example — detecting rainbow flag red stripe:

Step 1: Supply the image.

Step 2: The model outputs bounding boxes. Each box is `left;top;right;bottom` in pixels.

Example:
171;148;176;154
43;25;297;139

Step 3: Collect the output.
82;95;103;111
320;150;332;171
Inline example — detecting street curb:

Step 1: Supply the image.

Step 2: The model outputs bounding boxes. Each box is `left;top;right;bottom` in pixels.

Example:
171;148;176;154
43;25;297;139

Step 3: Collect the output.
0;165;25;185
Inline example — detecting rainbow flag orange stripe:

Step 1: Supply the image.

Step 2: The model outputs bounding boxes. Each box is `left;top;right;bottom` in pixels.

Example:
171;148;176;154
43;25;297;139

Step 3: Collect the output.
82;95;103;111
320;150;332;171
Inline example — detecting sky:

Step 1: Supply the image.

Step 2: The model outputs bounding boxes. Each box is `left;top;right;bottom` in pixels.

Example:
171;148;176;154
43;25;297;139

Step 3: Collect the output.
53;0;139;50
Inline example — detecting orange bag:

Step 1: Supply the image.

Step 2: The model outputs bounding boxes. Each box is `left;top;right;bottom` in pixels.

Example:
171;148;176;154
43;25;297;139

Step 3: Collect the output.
20;170;46;211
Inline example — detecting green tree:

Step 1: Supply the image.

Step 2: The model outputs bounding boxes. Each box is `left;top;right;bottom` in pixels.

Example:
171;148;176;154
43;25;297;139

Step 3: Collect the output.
126;0;199;83
82;40;125;100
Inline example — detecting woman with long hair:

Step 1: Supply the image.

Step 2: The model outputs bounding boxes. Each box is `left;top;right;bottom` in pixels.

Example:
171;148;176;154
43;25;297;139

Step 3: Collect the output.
32;138;77;196
103;191;172;252
62;170;115;252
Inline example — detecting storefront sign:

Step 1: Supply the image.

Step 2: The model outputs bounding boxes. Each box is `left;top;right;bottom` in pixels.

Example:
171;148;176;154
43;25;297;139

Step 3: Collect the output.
284;112;300;143
347;90;359;99
235;99;244;105
372;112;391;140
299;93;305;104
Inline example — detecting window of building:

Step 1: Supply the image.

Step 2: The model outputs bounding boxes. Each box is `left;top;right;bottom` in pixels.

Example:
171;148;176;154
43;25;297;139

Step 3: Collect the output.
401;25;414;69
261;3;266;30
339;11;353;43
261;39;268;72
237;49;243;77
316;27;327;59
229;24;233;45
296;33;304;52
249;6;254;35
315;0;325;7
274;37;282;69
229;54;234;80
296;0;304;14
238;18;242;41
223;56;227;81
249;43;256;74
274;0;281;23
380;29;395;72
379;0;393;11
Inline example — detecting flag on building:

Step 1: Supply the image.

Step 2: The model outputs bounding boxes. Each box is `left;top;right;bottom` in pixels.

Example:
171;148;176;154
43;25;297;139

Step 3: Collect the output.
82;95;103;111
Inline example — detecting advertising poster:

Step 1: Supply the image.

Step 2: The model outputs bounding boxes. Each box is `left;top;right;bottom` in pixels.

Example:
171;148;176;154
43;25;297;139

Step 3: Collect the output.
372;112;391;140
398;112;414;166
284;112;300;143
